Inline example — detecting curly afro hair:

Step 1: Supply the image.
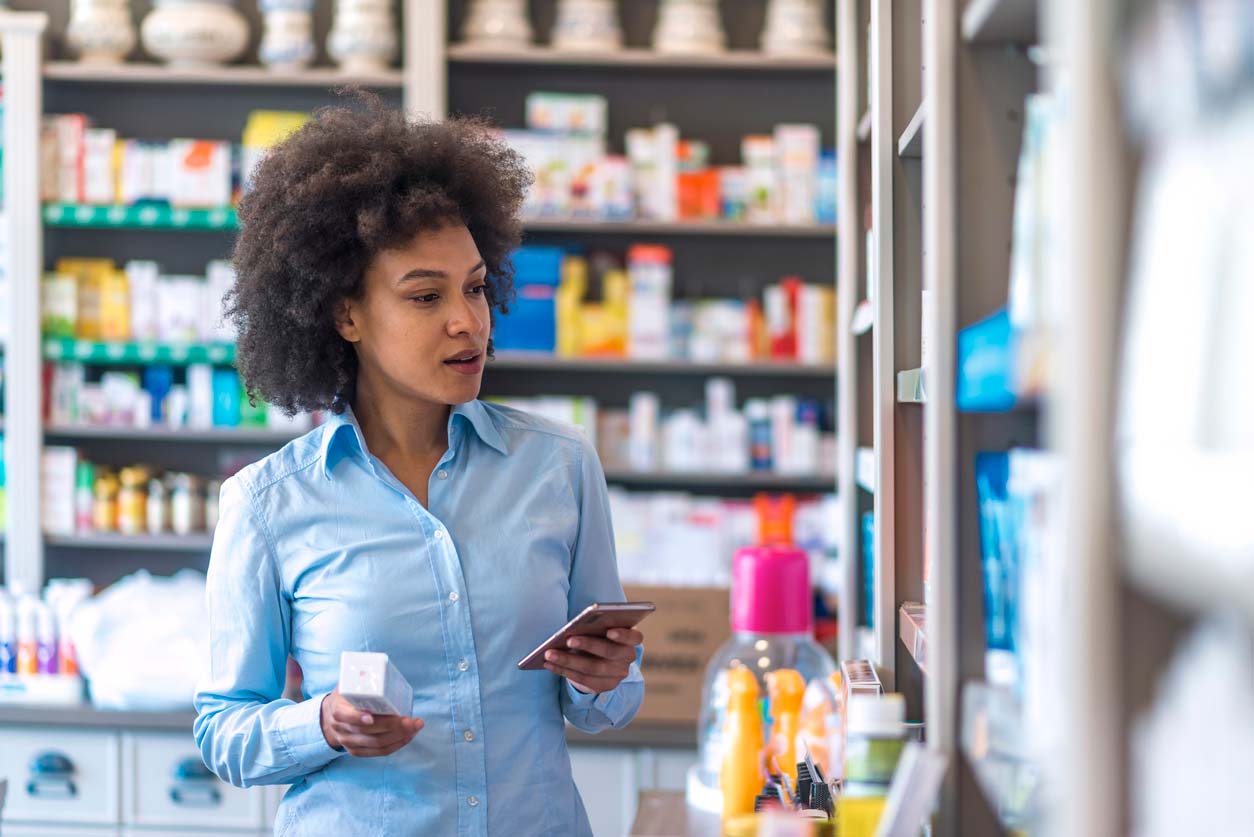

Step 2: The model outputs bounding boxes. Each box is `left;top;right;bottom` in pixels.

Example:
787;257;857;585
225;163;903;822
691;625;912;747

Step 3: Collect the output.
227;96;531;415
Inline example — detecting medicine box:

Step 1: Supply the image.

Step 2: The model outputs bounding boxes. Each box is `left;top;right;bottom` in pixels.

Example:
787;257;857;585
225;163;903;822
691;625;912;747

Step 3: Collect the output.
338;652;413;717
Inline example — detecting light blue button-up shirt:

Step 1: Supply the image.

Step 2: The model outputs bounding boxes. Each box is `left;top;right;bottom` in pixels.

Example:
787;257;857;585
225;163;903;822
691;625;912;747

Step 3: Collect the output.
194;400;644;836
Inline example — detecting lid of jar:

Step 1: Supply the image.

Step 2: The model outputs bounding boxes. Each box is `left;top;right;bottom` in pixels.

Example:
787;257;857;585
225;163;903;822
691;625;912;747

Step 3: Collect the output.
846;693;906;736
731;544;811;634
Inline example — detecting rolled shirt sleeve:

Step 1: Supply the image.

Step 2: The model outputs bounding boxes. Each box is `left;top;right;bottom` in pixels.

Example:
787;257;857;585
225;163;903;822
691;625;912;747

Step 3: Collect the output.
193;477;344;787
560;437;645;733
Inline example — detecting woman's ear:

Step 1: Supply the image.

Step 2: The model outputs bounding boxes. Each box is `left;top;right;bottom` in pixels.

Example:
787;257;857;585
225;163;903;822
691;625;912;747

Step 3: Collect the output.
334;298;360;343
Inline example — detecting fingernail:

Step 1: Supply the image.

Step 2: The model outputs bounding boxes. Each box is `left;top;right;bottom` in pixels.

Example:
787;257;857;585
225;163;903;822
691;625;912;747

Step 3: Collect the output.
607;630;619;640
568;638;580;649
361;714;372;725
546;651;557;661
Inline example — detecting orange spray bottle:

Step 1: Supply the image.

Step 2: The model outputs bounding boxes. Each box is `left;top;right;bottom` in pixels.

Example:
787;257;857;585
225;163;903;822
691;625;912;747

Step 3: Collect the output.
721;666;764;819
766;668;805;784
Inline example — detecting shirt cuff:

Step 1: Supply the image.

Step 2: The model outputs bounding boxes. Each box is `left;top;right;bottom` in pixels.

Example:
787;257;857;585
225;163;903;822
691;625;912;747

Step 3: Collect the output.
275;692;344;772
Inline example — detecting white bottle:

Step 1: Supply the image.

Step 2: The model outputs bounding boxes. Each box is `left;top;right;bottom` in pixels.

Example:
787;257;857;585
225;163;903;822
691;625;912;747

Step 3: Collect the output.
627;392;660;472
328;0;398;74
761;0;832;58
653;0;725;55
460;0;533;50
551;0;621;52
261;0;316;73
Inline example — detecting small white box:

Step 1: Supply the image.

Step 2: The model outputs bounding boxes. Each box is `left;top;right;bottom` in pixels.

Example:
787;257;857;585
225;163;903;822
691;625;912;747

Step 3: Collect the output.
338;652;413;717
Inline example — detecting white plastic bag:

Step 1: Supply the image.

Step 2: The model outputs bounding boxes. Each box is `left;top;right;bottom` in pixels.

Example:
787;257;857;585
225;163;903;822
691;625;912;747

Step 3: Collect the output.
69;569;208;710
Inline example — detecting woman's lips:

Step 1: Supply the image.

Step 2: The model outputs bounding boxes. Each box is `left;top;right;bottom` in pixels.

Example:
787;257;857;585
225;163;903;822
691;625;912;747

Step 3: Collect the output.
443;354;483;375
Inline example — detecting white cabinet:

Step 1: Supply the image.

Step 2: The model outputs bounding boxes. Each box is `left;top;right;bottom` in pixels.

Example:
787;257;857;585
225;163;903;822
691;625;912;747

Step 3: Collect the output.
570;748;638;837
649;750;694;792
121;733;265;832
0;727;121;826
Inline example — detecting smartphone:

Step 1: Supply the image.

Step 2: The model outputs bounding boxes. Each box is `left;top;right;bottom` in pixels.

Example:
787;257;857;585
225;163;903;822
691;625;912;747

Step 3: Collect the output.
517;602;655;670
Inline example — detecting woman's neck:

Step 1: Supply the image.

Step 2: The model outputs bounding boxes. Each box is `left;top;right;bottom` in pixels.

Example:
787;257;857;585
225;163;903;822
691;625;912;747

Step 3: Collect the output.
351;376;451;465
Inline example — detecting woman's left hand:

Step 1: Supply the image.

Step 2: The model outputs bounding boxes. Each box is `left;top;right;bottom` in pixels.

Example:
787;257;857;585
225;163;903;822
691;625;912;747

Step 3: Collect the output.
544;628;643;695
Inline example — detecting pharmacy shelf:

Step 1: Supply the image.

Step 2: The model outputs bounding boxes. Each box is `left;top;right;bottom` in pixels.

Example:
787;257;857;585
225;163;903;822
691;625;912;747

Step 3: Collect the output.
857;110;872;142
42;61;404;89
490;353;836;378
45;533;214;552
899;602;927;675
960;0;1039;46
43;203;237;231
522;218;837;238
898;101;927;159
602;469;836;492
45;425;302;445
856;446;876;493
446;44;836;72
897;367;927;403
42;338;236;366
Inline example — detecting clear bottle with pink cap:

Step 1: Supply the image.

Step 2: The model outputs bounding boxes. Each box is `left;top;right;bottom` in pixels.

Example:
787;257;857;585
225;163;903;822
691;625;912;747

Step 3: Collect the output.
689;538;837;806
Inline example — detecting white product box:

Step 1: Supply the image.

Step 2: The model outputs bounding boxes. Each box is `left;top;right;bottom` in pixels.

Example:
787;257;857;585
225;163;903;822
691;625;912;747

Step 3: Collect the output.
339;651;413;717
774;124;820;224
41;447;78;536
187;364;215;430
169;140;232;209
82;129;117;205
770;395;798;475
742;135;778;223
120;141;168;205
206;260;238;341
158;276;203;342
525;92;608;136
55;115;88;204
125;261;161;342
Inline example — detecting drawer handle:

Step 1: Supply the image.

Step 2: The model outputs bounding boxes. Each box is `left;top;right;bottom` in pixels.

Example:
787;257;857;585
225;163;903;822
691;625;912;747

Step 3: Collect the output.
29;751;75;776
26;776;78;800
170;783;222;808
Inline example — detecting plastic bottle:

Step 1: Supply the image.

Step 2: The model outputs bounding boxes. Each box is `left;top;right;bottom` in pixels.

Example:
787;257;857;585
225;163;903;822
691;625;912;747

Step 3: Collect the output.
146;477;169;535
746;398;773;472
720;666;763;819
696;545;837;801
0;594;16;674
843;693;906;798
93;469;119;533
765;668;805;783
35;601;59;675
74;461;95;532
15;595;39;675
117;466;149;535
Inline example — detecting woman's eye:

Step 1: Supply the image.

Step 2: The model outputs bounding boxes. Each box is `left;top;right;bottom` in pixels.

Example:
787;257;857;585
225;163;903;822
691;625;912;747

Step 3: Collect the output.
410;294;439;304
468;285;488;296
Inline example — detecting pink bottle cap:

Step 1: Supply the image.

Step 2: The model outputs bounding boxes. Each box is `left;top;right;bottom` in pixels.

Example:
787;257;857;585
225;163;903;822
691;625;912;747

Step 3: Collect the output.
731;545;812;634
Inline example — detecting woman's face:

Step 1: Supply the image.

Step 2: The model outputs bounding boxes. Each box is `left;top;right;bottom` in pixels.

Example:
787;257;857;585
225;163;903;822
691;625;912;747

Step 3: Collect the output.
337;222;491;408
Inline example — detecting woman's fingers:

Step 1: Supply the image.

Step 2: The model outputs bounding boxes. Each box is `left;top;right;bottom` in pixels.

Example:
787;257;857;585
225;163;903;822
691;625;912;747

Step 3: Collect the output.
544;648;627;679
565;635;636;663
543;661;614;694
606;628;644;647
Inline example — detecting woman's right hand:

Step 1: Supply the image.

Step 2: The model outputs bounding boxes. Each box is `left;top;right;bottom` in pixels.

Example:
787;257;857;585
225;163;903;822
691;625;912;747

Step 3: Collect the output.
319;688;425;757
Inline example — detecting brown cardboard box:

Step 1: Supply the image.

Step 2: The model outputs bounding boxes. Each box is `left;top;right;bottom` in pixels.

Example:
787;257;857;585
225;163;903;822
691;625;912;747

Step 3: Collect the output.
626;584;731;724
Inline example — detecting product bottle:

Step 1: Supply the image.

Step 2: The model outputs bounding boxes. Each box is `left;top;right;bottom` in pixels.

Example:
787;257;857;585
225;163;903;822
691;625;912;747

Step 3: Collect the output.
843;693;907;798
75;461;95;532
720;666;763;819
117;466;149;536
746;398;773;472
695;545;837;802
0;594;16;674
93;469;119;533
146;477;168;535
555;256;587;358
15;595;39;675
35;601;58;675
766;668;805;783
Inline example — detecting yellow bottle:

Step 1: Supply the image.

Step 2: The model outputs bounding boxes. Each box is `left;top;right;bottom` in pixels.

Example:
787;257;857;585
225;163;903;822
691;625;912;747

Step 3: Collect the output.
555;255;588;357
721;666;763;820
766;668;805;784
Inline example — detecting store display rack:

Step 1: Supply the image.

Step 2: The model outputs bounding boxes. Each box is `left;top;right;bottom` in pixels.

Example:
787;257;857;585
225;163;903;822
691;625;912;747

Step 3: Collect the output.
43;338;236;366
446;44;835;73
42;60;404;89
43;203;238;231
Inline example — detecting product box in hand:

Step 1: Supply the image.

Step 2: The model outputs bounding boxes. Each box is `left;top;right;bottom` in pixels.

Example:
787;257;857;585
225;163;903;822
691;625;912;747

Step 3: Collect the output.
339;651;413;716
623;584;730;724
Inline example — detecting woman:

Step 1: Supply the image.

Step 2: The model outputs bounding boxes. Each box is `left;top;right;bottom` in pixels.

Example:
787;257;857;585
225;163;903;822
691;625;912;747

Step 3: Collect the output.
193;100;644;837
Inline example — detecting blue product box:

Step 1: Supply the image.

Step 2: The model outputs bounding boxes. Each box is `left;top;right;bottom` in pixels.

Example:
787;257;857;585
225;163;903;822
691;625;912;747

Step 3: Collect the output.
511;246;565;286
212;368;241;427
957;307;1018;412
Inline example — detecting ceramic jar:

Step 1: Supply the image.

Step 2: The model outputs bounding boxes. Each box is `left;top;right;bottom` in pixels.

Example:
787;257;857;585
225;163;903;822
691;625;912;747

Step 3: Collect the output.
328;0;399;74
67;0;136;64
653;0;725;55
460;0;533;50
260;0;316;72
551;0;621;52
762;0;832;57
141;0;249;69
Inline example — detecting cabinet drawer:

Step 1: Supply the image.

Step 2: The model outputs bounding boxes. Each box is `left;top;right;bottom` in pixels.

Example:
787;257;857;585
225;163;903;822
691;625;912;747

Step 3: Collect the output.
2;828;118;837
0;726;120;825
122;733;264;831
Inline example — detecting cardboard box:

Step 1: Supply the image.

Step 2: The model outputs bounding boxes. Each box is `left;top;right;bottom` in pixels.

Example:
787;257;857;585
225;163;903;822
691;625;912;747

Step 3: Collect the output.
625;584;730;724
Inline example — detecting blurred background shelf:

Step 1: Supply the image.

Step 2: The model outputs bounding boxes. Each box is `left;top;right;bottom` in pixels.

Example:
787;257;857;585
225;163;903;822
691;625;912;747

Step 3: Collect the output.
899;602;927;675
45;425;302;445
897;367;927;403
961;0;1040;46
856;446;875;493
42;338;236;366
42;61;404;89
45;533;215;552
446;45;836;72
602;469;835;492
521;218;837;238
857;110;872;142
490;353;836;378
43;203;238;231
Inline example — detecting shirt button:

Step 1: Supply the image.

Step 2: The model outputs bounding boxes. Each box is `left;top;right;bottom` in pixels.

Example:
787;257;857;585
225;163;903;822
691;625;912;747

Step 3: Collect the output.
437;469;449;480
464;729;475;742
458;659;470;672
467;796;479;808
434;529;445;541
448;591;460;603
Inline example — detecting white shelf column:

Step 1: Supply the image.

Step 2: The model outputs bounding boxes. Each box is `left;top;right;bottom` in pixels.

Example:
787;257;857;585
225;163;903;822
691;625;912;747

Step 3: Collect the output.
1;11;48;593
404;0;447;118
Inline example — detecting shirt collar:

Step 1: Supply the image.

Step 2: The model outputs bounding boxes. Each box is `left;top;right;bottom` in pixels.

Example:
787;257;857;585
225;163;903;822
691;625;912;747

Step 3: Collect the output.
319;400;508;479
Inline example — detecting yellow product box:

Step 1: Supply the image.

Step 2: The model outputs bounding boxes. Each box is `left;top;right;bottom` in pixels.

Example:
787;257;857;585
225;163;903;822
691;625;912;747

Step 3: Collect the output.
56;258;116;341
99;270;131;342
837;796;886;837
242;110;310;188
